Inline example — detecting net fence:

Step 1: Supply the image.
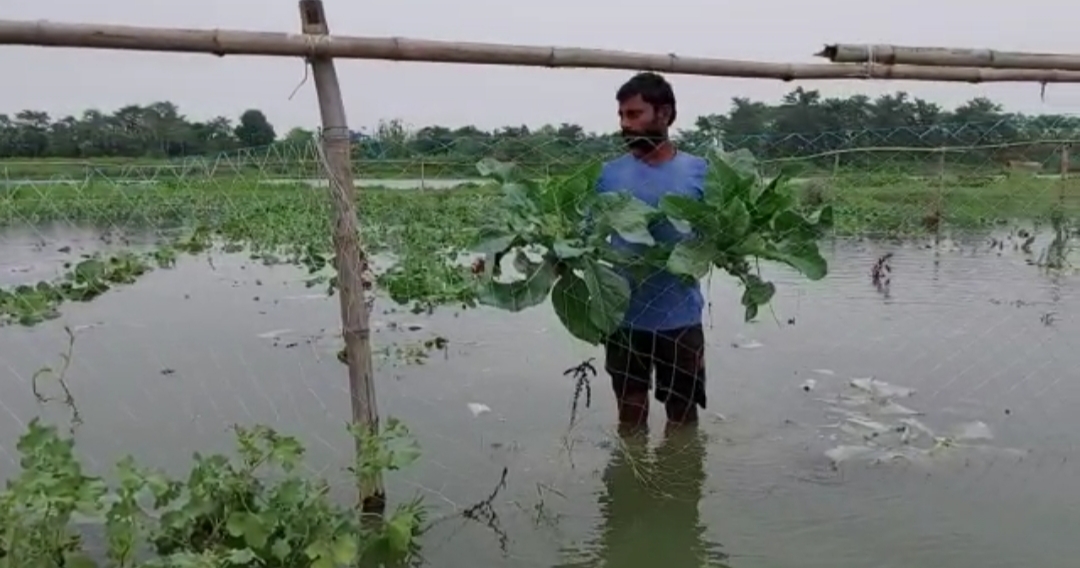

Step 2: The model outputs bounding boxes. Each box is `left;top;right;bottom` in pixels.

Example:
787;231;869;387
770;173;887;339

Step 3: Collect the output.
1;119;1078;567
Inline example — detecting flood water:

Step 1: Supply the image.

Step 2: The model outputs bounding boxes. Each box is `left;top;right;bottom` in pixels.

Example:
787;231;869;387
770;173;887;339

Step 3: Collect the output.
2;225;1079;568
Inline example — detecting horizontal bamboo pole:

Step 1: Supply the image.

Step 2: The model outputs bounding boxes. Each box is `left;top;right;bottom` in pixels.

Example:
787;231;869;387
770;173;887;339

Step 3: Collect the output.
5;19;1080;83
819;44;1080;72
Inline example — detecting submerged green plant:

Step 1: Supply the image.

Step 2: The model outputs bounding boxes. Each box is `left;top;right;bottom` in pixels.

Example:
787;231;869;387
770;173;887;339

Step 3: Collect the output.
469;150;833;342
0;252;161;327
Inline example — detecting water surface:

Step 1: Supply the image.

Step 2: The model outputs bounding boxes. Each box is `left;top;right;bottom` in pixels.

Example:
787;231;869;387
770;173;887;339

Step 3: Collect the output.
1;225;1078;568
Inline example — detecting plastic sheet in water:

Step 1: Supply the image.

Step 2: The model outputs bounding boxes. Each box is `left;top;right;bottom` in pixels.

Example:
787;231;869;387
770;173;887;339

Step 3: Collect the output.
814;376;1026;468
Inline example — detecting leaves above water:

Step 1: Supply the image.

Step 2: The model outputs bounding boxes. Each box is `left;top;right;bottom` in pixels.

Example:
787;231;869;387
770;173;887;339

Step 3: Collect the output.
468;151;833;341
0;417;425;568
0;252;163;327
659;148;834;321
467;160;655;344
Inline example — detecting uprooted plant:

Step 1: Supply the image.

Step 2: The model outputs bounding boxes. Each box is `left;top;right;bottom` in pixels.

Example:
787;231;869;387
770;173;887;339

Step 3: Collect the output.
468;149;834;344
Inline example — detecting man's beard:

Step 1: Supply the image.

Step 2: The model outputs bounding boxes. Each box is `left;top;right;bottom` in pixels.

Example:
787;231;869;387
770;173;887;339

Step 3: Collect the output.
621;128;666;152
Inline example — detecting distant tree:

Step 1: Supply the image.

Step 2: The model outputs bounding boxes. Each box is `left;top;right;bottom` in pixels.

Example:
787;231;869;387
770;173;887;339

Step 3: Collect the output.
234;109;276;148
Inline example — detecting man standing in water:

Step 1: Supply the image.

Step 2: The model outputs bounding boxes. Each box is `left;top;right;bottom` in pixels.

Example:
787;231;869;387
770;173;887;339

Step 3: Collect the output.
596;72;708;432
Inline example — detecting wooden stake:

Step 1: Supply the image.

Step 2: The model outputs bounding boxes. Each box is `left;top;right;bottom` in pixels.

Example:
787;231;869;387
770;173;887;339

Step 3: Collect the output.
298;0;385;514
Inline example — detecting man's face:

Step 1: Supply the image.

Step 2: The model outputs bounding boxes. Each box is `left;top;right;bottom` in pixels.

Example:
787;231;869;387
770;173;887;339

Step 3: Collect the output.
619;94;668;153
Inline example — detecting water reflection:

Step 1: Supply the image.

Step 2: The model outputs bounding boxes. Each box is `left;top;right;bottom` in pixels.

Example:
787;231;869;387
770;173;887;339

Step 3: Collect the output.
558;427;729;568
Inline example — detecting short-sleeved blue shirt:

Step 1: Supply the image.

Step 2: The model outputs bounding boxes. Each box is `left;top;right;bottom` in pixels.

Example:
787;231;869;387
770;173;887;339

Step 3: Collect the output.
596;151;707;331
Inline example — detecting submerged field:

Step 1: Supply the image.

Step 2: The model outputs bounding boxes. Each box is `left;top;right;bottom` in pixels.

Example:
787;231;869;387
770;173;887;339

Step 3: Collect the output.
2;172;1080;567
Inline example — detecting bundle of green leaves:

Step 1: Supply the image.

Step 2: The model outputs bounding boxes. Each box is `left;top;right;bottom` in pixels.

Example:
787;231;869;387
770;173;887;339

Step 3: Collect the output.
470;150;833;344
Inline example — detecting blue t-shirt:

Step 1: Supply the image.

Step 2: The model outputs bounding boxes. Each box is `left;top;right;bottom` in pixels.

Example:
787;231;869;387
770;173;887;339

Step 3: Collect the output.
596;151;707;331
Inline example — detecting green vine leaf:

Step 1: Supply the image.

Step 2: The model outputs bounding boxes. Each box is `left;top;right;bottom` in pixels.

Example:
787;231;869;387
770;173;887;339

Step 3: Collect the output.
741;274;776;321
551;274;604;344
581;259;631;333
553;239;590;259
592;191;658;246
667;239;714;280
475;256;558;312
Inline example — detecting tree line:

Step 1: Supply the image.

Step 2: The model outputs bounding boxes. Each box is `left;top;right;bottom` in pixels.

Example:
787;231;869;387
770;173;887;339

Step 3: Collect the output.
2;89;1079;172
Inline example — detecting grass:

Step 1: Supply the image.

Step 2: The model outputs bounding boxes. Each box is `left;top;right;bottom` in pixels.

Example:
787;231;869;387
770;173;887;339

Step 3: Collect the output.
817;175;1080;235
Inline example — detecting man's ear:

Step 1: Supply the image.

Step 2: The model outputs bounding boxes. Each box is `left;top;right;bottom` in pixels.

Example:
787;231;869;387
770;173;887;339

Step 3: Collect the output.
657;105;674;126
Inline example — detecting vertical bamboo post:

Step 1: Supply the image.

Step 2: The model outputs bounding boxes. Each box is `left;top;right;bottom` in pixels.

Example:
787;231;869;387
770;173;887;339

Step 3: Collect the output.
931;148;945;233
1059;144;1070;207
299;0;385;513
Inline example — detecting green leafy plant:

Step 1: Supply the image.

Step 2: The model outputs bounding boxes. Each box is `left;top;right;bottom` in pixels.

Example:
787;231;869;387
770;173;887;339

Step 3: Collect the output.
0;419;425;568
468;150;834;340
0;252;161;327
468;158;660;344
659;148;833;320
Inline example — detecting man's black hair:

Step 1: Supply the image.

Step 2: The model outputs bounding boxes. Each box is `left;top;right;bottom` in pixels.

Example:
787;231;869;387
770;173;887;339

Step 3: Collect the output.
616;72;677;126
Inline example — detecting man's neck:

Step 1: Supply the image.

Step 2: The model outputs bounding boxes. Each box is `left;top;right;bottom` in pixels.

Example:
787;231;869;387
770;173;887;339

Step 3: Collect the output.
632;140;677;166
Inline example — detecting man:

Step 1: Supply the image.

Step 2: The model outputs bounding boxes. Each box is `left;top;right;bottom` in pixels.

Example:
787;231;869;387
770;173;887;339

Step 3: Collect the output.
596;72;708;431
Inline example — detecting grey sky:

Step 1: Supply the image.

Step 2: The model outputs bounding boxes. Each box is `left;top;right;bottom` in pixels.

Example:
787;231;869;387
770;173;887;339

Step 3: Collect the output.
3;0;1080;133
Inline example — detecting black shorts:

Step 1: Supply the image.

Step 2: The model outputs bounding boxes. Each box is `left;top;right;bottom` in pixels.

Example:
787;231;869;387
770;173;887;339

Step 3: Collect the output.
604;324;707;409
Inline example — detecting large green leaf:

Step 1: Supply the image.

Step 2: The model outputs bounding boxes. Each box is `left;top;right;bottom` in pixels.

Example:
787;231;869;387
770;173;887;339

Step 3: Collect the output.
705;148;757;206
472;227;520;255
667;239;714;279
808;205;835;230
719;198;751;241
750;175;793;220
551;274;605;344
553;239;590;259
772;210;822;241
740;274;776;321
543;163;601;221
658;195;721;239
581;259;631;334
593;192;657;245
475;259;558;312
758;240;828;280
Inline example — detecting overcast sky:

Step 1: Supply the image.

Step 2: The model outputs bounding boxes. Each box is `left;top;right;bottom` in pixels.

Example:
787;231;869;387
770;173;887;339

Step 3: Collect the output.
3;0;1080;133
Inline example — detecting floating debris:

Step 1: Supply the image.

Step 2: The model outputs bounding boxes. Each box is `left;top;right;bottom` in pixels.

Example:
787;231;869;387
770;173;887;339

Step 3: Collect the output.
468;402;491;417
952;420;993;442
849;377;915;399
814;376;1023;468
825;444;877;464
256;328;293;339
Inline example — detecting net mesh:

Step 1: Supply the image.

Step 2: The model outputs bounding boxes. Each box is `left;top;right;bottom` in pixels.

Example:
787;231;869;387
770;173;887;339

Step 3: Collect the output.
1;116;1078;566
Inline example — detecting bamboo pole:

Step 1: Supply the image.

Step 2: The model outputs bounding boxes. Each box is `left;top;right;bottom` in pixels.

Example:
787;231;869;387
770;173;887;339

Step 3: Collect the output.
6;19;1080;82
818;44;1080;71
298;0;385;514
